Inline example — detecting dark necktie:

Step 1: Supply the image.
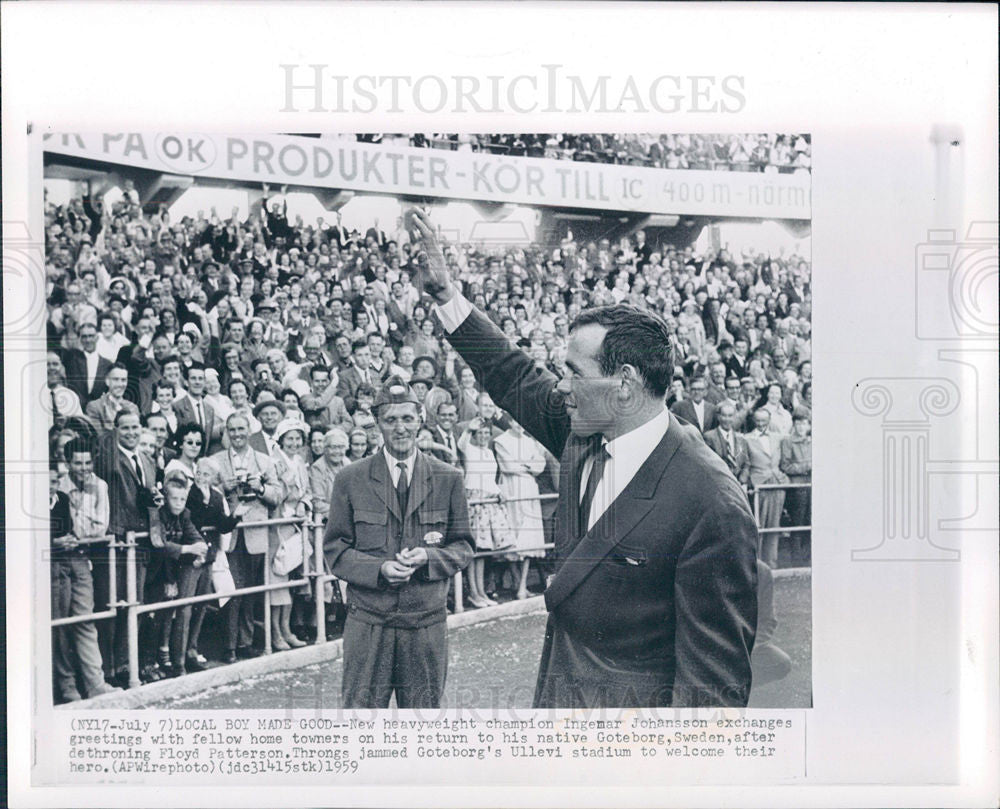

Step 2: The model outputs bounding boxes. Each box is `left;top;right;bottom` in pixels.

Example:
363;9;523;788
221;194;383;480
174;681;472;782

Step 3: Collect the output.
51;389;59;422
132;452;145;486
579;443;610;536
195;399;204;427
395;462;409;515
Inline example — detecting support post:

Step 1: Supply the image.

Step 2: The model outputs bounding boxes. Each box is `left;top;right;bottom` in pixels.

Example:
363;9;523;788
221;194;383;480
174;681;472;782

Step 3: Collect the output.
313;523;326;644
125;532;140;690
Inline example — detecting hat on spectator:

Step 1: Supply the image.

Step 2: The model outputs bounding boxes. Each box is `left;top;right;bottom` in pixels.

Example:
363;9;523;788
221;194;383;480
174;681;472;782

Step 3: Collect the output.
256;298;277;312
273;417;309;446
253;399;286;418
411;355;439;376
108;276;136;299
408;377;434;391
181;322;201;337
373;376;420;413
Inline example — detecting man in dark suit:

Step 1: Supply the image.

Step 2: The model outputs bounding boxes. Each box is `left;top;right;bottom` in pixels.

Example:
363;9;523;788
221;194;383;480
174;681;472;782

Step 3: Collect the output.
62;322;113;404
725;337;750;380
704;402;751;490
324;380;473;708
93;409;161;686
408;208;757;708
670;377;717;434
429;401;461;465
336;340;380;413
172;362;222;453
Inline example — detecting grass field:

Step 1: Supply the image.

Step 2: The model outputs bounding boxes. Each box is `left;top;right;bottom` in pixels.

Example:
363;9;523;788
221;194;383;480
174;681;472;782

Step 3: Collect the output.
155;575;811;710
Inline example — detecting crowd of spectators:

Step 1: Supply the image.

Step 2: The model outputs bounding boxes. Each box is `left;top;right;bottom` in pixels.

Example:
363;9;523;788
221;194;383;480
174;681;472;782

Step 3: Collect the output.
351;132;811;172
44;173;811;699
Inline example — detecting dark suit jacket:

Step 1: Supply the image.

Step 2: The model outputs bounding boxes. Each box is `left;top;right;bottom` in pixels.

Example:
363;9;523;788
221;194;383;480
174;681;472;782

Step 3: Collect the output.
61;348;112;404
185;485;239;564
670;398;717;434
95;439;158;536
249;430;276;458
704;428;751;487
173;394;222;450
448;307;758;708
336;366;379;413
725;354;749;380
323;451;473;627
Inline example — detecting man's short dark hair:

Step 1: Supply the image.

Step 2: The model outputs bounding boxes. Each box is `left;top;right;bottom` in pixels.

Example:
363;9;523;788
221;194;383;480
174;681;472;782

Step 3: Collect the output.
114;408;140;427
63;436;95;462
570;305;674;398
351;338;368;353
309;364;330;379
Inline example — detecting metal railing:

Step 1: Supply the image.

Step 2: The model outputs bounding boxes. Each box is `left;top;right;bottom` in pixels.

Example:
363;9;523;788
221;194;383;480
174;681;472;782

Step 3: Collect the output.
750;481;812;567
50;482;812;689
49;535;119;628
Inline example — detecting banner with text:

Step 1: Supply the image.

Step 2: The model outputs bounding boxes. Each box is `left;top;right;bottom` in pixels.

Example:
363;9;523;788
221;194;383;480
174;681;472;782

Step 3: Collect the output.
44;133;811;219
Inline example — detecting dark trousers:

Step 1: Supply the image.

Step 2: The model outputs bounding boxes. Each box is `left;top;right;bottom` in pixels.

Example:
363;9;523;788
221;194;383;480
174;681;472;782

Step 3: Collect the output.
187;565;214;653
784;484;811;565
167;564;205;670
223;531;264;652
91;541;147;678
341;616;447;709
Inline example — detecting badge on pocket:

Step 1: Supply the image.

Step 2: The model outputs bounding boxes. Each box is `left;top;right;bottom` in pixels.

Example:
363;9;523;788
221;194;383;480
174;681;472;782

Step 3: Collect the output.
423;531;443;546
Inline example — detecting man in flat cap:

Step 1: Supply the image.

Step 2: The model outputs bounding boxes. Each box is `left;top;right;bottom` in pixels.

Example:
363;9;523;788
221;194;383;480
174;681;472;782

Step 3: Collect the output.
324;378;473;708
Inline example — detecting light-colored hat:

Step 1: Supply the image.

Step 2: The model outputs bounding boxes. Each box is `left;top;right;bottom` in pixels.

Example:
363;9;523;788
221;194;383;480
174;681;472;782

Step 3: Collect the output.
273;417;309;446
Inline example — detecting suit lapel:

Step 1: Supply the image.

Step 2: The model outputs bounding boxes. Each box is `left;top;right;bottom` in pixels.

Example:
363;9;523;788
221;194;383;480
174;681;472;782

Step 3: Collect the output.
369;452;401;522
545;426;682;611
117;446;141;487
554;434;599;568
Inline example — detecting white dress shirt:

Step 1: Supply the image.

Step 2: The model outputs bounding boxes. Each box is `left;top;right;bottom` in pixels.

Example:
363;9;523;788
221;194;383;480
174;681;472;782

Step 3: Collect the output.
84;349;101;391
579;408;671;531
692;399;706;430
384;448;416;487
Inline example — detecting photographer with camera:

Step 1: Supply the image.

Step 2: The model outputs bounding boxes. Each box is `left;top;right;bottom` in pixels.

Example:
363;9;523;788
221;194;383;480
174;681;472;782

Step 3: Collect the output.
209;413;282;663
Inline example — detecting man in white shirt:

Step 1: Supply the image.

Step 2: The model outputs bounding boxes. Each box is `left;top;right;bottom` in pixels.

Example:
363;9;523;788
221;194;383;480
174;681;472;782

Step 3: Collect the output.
62;322;113;404
406;207;758;709
670;377;717;434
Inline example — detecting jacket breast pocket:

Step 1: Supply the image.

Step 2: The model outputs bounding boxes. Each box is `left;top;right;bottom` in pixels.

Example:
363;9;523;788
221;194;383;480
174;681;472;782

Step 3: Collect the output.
601;544;649;580
417;508;448;542
353;509;388;551
418;508;448;527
